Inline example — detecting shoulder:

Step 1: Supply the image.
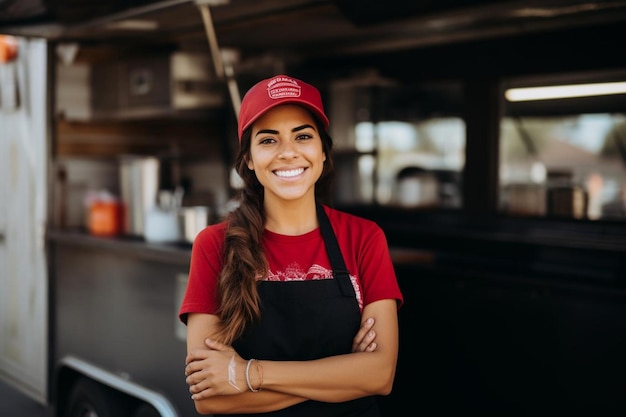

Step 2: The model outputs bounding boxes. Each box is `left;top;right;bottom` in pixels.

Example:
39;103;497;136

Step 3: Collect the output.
324;205;381;231
192;220;228;251
196;220;228;238
323;205;386;243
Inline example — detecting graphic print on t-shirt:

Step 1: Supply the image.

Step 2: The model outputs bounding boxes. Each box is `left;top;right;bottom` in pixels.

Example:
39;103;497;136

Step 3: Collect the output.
265;262;332;281
264;262;364;311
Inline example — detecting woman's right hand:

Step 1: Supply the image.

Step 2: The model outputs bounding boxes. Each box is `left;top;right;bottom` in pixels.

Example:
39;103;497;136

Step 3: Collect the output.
352;317;377;352
185;339;249;398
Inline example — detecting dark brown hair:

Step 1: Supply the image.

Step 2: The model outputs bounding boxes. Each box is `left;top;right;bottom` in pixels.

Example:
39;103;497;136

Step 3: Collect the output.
214;113;335;344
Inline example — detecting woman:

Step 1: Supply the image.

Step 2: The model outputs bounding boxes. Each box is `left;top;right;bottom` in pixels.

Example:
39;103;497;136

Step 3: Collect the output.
179;74;403;416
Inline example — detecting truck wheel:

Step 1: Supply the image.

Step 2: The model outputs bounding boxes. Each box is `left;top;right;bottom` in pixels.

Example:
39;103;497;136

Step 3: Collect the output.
66;376;129;417
132;403;161;417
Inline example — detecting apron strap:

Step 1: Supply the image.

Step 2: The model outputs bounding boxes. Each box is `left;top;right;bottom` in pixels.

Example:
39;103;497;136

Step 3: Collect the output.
316;202;356;297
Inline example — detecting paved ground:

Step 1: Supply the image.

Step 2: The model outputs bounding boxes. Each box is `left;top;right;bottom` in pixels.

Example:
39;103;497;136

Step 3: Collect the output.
0;378;51;417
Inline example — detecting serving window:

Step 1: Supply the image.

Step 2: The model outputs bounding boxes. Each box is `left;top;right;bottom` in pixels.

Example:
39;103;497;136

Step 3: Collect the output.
328;70;626;222
499;71;626;221
328;77;465;210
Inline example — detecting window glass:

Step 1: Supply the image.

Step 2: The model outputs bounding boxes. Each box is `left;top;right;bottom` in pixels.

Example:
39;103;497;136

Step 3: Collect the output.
499;75;626;220
329;79;464;209
357;118;464;207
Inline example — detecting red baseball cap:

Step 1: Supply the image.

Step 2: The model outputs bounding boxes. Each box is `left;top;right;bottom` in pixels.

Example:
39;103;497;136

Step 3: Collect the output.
237;75;330;141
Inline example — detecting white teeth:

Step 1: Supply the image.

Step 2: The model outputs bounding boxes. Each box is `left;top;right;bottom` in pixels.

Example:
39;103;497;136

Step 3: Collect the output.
275;168;304;177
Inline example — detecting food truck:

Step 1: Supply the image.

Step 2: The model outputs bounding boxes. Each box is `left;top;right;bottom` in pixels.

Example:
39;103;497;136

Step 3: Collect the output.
1;1;625;416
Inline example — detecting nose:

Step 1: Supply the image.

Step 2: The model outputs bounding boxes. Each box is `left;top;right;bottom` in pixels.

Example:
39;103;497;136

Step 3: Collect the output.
278;140;298;159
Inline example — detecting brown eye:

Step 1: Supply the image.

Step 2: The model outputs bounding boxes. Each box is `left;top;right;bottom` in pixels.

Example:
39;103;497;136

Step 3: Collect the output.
258;137;276;145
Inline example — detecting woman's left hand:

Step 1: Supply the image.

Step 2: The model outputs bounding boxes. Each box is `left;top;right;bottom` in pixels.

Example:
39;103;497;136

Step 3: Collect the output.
352;317;377;352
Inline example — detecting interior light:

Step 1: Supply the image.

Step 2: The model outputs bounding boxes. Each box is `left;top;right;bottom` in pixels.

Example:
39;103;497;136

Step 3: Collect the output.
505;81;626;102
104;20;159;31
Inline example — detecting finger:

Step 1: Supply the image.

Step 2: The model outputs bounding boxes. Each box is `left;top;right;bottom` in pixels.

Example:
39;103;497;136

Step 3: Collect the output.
185;358;207;376
191;388;214;401
185;363;194;376
358;330;376;352
366;341;377;352
190;383;213;400
189;378;208;395
189;377;236;399
361;317;375;331
185;366;203;385
353;330;374;352
185;349;209;365
352;317;375;352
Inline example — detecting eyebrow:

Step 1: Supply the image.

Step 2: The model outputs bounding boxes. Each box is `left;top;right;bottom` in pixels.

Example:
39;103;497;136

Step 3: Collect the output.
293;124;316;132
254;124;316;137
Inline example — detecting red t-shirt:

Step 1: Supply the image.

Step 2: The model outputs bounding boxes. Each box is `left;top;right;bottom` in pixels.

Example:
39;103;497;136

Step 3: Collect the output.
179;205;403;323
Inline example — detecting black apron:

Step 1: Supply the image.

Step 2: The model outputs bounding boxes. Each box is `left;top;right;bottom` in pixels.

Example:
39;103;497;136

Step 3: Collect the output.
225;203;381;417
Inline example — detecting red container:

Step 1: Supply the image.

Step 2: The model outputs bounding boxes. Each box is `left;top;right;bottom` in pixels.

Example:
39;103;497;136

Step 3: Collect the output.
88;201;123;236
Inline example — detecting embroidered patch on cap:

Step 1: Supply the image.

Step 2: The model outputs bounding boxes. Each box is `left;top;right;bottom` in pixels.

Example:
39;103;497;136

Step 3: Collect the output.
267;76;302;99
238;74;329;141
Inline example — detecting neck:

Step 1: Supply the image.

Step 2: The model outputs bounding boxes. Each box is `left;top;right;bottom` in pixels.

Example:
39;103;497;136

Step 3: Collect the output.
264;196;319;236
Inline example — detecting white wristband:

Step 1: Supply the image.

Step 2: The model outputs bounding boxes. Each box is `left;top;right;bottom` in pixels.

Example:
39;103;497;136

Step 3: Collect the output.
245;359;261;392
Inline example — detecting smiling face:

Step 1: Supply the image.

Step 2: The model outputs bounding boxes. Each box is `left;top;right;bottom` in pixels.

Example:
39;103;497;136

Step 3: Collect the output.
246;104;326;205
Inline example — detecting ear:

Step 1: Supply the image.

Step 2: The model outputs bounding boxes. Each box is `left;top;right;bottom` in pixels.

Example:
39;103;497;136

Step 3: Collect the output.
247;157;254;170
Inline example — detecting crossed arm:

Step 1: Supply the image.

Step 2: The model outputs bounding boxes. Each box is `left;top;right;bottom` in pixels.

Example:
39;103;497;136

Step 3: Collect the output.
184;299;399;415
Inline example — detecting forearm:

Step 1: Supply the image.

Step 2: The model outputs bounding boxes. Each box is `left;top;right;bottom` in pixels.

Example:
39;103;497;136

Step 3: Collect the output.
194;390;305;415
193;349;394;414
257;350;396;403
